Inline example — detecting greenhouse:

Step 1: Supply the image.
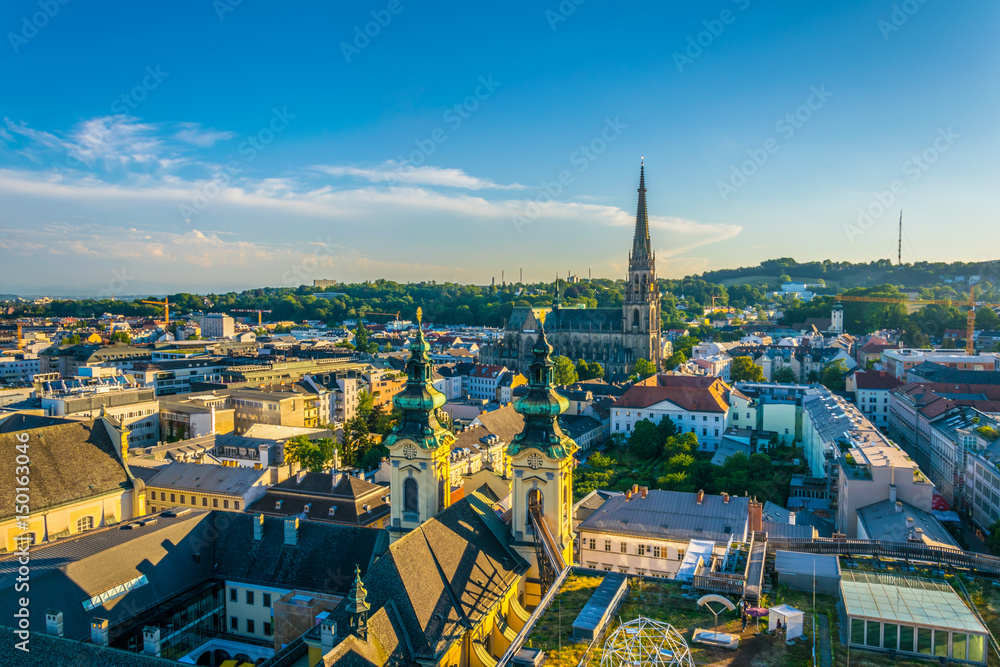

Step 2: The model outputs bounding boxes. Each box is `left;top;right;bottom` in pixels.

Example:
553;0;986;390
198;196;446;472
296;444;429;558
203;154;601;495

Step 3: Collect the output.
841;570;988;664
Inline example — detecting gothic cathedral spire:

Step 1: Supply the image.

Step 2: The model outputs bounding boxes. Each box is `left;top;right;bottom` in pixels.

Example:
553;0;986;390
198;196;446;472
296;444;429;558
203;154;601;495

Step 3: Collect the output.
623;159;661;367
631;159;653;270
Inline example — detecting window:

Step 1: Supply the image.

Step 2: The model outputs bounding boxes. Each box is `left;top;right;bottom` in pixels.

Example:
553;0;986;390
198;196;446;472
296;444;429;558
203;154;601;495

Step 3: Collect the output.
213;498;218;508
230;588;238;602
970;634;985;663
917;627;932;654
605;540;612;552
180;495;186;504
202;497;208;507
620;542;627;554
230;616;238;630
76;516;94;532
170;493;176;502
953;632;967;661
638;544;645;556
246;591;254;605
588;539;596;550
234;501;240;510
264;622;273;637
865;621;880;647
851;619;864;645
653;546;661;558
677;550;684;560
263;593;271;608
404;477;419;512
899;625;915;652
247;619;255;634
702;428;707;436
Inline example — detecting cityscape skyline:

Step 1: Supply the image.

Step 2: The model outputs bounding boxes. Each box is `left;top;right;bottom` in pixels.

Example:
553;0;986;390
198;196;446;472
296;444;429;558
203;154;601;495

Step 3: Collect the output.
2;1;998;295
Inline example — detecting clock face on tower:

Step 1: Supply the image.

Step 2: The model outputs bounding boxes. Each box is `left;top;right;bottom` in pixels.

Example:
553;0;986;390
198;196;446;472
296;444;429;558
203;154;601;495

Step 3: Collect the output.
403;444;417;459
527;453;543;470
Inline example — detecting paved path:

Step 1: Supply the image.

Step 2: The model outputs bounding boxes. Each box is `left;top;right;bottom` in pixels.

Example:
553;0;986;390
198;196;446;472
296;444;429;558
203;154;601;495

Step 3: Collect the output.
817;614;833;667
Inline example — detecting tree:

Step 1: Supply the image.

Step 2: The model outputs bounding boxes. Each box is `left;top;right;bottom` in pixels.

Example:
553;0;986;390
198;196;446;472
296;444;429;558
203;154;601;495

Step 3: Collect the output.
575;359;604;381
628;419;663;459
778;274;792;285
340;416;373;467
730;356;764;383
356;390;374;422
552;355;578;386
977;307;1000;331
633;358;657;380
663;351;686;370
987;519;1000;556
284;435;337;472
772;367;797;383
820;359;848;391
656;416;678;440
109;331;131;344
353;323;376;354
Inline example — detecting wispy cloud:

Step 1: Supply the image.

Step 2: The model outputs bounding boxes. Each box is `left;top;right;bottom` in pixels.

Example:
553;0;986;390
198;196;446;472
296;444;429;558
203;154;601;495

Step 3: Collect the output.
311;160;527;190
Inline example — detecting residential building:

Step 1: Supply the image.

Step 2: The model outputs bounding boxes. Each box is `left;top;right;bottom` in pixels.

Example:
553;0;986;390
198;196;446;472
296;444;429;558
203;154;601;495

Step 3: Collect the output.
0;416;145;551
577;488;752;577
0;354;40;383
38;343;151;377
130;356;230;396
468;364;510;402
159;392;235;441
848;370;904;431
38;386;160;448
856;498;959;548
200;313;235;339
611;375;746;451
143;461;271;513
249;472;391;528
882;348;999;379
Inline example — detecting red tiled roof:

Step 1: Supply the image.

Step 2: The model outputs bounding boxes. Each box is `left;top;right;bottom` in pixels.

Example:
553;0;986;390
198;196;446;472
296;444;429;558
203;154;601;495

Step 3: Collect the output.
471;364;506;378
855;370;904;390
613;374;730;412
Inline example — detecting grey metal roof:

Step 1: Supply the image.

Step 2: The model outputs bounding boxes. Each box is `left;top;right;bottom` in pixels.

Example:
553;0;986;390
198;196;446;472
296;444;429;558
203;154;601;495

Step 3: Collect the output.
577;489;750;543
857;499;959;548
572;572;628;634
774;550;841;578
144;460;268;495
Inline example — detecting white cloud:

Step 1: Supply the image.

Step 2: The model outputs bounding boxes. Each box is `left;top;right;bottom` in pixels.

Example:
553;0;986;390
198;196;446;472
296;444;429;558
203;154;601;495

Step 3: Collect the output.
311;160;526;190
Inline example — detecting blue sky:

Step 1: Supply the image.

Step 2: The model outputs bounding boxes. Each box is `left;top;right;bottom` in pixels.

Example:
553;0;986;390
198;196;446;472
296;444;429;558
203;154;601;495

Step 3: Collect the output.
1;0;997;295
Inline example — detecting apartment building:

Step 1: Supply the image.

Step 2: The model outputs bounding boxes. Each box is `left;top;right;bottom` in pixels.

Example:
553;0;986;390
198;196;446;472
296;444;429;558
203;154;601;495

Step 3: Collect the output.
847;370;903;431
159;392;235;441
130;356;230;396
144;461;271;513
39;386;160;448
0;354;40;383
882;348;999;379
200;313;235;339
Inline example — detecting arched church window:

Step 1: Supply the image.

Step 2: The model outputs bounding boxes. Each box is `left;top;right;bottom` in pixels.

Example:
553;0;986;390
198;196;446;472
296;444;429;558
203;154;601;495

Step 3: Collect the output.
404;477;419;512
632;310;640;328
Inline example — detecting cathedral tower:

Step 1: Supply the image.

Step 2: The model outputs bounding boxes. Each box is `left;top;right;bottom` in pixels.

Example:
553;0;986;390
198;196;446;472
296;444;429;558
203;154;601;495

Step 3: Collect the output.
509;326;577;606
623;160;661;367
384;308;453;542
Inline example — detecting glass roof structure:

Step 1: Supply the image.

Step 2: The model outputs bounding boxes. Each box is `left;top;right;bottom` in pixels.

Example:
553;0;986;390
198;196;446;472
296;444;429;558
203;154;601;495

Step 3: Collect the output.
840;571;986;635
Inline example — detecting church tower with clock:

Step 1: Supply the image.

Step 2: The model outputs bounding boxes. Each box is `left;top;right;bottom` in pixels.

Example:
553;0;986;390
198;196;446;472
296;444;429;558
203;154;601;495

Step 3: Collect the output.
384;308;454;543
509;325;578;606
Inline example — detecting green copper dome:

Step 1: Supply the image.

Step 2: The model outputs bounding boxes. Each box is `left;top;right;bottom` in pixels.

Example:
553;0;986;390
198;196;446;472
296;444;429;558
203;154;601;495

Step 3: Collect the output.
384;318;453;450
509;326;577;459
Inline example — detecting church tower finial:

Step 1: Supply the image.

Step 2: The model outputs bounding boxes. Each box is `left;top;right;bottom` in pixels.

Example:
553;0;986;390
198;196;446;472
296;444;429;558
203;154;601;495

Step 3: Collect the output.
346;565;371;640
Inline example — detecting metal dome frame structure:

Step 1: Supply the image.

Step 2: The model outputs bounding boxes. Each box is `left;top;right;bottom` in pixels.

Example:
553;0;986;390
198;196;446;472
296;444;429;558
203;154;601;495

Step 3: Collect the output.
599;616;694;667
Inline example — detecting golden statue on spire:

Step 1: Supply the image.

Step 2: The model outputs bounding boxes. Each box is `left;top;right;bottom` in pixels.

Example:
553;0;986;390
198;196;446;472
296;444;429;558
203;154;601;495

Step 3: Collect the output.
416;307;423;324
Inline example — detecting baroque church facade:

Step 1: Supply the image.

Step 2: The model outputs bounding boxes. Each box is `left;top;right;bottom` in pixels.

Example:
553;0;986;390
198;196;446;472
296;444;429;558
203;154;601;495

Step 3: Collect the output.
309;311;578;666
482;163;663;378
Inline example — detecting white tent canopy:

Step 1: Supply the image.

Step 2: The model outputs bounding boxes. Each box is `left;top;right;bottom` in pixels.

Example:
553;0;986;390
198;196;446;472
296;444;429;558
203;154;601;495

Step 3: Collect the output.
768;604;804;640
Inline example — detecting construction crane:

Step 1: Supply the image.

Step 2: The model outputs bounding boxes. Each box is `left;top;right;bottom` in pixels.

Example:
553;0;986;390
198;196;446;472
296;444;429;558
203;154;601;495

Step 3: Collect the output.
232;309;272;326
141;297;170;328
16;322;23;350
358;311;402;323
835;286;1000;355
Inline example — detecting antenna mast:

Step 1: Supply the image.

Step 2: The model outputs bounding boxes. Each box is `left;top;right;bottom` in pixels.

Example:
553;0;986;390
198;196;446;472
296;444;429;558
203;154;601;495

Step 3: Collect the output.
898;210;902;266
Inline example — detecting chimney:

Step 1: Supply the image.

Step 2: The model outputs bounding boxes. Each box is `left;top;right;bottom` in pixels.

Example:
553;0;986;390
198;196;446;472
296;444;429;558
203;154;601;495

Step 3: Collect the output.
895;501;903;513
905;516;915;529
625;489;632;501
696;489;705;505
284;517;299;546
91;618;109;646
889;484;897;503
143;627;161;657
253;513;264;541
641;486;648;499
721;492;730;504
632;484;639;496
748;500;763;533
320;617;337;652
45;610;63;637
788;511;797;526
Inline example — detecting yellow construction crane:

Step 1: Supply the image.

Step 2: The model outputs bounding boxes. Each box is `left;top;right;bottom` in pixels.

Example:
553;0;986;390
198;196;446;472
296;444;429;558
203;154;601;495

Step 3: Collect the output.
836;286;1000;355
16;322;23;350
232;309;272;326
141;297;170;328
358;310;402;323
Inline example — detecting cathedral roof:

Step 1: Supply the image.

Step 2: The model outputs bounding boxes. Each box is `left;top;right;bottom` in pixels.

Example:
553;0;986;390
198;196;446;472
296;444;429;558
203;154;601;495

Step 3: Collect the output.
543;307;623;330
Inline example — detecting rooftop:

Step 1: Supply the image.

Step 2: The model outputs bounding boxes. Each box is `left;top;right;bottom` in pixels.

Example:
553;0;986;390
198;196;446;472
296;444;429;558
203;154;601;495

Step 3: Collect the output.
144;460;268;495
840;570;985;634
